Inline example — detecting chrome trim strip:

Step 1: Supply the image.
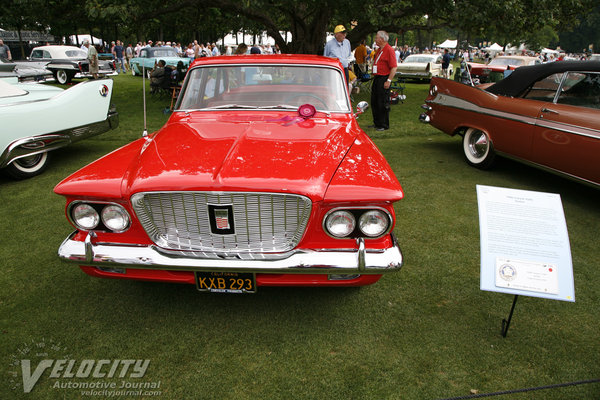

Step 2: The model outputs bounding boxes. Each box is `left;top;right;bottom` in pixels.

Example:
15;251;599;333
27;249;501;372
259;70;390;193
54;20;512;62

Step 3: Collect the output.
535;118;600;139
58;231;403;274
0;110;118;168
429;94;600;140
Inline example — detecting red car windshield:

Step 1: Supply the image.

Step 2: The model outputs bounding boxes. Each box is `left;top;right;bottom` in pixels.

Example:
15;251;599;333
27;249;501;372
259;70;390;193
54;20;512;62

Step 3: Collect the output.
177;64;350;112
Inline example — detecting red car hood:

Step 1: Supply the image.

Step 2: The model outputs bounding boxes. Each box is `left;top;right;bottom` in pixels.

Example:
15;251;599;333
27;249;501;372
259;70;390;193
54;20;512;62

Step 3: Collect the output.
122;112;358;200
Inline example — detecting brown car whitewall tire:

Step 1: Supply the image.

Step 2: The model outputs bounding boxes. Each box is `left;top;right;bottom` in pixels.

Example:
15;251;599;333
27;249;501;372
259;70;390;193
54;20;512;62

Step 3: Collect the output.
462;128;496;169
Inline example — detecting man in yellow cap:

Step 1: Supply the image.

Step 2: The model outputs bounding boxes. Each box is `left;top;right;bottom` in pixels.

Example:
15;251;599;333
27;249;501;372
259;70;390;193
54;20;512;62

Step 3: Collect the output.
324;24;352;84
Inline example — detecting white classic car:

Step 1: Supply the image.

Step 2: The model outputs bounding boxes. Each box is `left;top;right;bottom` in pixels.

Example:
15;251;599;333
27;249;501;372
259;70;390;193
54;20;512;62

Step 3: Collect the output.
27;45;116;84
0;78;118;179
396;54;452;80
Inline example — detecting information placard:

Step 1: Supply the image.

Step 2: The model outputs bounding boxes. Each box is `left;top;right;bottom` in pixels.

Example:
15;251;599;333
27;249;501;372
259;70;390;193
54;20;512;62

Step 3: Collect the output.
477;185;575;302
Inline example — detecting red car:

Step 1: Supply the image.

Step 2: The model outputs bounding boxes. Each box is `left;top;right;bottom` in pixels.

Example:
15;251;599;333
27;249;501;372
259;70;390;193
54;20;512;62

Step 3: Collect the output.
55;54;404;293
467;55;540;82
420;61;600;187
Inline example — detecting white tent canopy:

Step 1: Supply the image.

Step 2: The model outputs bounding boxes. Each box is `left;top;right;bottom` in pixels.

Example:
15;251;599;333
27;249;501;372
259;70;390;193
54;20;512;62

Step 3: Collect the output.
486;43;503;51
437;39;457;48
541;48;559;54
68;34;104;46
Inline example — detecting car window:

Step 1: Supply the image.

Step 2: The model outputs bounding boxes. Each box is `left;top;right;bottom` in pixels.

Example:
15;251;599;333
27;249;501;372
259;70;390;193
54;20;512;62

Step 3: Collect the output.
556;72;600;109
149;49;178;58
404;56;433;63
31;50;51;59
490;58;522;67
65;50;87;58
140;49;148;58
178;65;350;112
522;73;563;101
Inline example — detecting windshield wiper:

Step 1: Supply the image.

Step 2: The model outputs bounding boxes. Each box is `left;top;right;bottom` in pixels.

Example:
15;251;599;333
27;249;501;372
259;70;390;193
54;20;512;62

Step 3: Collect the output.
206;104;258;110
258;105;300;110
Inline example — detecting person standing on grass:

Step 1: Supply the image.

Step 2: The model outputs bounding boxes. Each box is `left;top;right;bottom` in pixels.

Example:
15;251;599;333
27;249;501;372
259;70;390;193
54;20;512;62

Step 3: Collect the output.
324;25;352;84
0;39;11;60
442;48;451;78
370;31;397;131
86;42;99;79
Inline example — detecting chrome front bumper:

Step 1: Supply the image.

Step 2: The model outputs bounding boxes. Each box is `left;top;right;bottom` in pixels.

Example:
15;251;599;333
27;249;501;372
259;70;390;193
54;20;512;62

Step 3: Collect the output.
58;231;403;274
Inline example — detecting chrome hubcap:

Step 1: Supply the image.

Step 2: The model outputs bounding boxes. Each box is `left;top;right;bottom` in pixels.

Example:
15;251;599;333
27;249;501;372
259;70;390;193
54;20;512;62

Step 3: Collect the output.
469;131;488;158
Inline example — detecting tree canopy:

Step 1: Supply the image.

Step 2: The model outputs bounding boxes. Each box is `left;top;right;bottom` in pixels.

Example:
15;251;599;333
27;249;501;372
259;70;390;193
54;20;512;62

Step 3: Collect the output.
0;0;596;55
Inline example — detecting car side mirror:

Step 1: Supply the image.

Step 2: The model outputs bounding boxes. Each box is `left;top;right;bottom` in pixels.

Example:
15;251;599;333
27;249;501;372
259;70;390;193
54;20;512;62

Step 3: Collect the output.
355;101;369;118
354;101;369;118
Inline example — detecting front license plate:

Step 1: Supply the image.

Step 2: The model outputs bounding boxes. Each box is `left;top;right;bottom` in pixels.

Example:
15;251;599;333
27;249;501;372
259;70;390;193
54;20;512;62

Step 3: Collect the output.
195;271;256;294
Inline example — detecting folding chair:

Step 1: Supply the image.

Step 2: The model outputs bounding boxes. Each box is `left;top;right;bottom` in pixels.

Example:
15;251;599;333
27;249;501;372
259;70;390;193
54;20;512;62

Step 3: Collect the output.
390;77;406;103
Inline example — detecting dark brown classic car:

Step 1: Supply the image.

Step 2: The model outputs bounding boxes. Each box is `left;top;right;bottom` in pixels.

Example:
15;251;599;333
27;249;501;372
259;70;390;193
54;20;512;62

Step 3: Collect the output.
420;61;600;187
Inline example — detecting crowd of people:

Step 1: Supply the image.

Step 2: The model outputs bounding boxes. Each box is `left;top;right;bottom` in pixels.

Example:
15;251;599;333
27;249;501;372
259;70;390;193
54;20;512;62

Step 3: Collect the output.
77;38;285;75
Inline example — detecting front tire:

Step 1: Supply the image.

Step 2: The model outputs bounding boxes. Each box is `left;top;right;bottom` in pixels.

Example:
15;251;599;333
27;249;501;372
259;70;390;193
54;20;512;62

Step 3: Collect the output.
55;69;73;84
4;152;50;179
462;128;496;169
131;65;137;76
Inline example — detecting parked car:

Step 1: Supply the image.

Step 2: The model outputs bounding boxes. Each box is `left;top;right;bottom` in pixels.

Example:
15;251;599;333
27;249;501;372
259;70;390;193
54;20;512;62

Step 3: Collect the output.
419;61;600;187
467;55;541;83
396;53;452;81
27;45;116;84
130;47;191;77
0;78;118;179
55;54;404;292
0;57;53;82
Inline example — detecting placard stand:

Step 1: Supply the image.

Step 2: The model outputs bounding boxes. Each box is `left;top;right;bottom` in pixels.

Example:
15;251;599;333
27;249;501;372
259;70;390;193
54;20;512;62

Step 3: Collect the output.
501;295;519;337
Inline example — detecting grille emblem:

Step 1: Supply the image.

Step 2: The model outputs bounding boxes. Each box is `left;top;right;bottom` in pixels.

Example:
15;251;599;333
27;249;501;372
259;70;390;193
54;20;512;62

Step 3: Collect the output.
208;204;235;234
215;209;230;230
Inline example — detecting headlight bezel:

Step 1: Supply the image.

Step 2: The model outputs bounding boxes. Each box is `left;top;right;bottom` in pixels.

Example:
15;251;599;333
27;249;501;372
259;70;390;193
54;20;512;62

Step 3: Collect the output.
358;209;391;238
68;201;131;233
323;207;393;239
323;210;356;238
101;204;131;233
71;203;100;231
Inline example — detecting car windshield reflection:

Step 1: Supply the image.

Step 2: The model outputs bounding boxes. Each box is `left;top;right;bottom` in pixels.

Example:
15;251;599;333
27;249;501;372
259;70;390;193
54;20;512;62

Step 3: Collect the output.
177;65;350;112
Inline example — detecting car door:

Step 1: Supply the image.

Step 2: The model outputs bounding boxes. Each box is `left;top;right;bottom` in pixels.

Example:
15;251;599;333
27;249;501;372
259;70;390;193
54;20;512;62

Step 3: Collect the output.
531;71;600;185
28;49;52;69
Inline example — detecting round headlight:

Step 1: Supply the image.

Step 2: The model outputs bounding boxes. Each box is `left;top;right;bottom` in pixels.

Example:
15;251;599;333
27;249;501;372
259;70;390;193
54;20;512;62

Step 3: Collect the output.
358;210;390;237
72;203;100;230
325;210;356;238
101;205;130;232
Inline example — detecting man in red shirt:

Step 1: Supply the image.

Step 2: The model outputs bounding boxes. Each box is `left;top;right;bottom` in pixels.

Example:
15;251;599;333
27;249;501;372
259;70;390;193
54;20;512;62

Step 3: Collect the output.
370;31;397;131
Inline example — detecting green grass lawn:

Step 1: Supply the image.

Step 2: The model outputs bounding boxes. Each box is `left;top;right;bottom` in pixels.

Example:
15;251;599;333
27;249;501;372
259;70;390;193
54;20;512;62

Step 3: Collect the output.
1;74;598;399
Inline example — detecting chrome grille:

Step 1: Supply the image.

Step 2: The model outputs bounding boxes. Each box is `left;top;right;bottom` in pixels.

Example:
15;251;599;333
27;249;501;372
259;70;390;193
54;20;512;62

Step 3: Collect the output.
131;192;312;253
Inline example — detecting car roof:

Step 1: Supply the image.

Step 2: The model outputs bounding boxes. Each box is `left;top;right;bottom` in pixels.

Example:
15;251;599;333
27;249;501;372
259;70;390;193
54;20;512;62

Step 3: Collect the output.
486;61;600;97
189;54;343;69
32;45;84;57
